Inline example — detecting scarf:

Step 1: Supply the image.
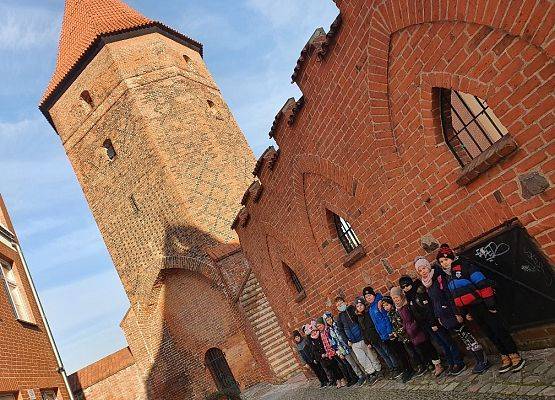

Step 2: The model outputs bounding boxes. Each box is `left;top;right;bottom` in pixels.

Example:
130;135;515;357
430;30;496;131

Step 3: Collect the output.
422;267;435;288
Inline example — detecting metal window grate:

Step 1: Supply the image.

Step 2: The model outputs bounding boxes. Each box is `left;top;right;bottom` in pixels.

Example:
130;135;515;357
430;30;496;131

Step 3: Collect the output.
285;264;304;293
333;214;361;253
439;88;508;166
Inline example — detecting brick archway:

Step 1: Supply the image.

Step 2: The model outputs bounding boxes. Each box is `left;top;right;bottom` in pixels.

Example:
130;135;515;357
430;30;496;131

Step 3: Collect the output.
367;0;553;175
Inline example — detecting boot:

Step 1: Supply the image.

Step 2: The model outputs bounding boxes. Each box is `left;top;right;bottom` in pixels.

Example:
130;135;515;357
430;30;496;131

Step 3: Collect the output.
509;353;525;372
472;350;489;374
498;354;512;373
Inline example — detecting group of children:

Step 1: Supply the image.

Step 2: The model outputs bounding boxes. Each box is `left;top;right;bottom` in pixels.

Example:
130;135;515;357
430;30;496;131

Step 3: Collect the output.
292;244;526;388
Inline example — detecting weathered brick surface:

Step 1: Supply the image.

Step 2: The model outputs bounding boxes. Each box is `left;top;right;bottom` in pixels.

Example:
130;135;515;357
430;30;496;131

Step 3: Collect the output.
235;0;554;347
0;196;70;399
44;29;273;400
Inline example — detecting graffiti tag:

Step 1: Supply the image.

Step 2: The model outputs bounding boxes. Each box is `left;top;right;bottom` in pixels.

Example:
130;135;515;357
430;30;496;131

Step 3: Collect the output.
475;241;510;262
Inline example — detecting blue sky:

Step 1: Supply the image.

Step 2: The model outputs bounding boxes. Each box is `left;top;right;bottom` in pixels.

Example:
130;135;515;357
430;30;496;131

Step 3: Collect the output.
0;0;338;373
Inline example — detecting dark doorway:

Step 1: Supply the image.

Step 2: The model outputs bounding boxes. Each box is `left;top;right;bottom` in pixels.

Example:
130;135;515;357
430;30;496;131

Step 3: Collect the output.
458;222;555;331
205;348;240;396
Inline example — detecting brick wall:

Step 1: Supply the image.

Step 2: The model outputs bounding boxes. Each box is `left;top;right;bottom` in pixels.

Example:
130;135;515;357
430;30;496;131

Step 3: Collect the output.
235;0;554;348
0;196;70;399
44;31;272;399
69;347;146;400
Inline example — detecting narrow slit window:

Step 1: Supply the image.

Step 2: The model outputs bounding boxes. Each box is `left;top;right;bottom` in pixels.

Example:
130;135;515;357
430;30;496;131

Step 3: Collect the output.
284;264;304;294
183;54;191;63
439;88;508;166
333;214;361;253
207;100;215;108
80;90;94;108
103;139;116;161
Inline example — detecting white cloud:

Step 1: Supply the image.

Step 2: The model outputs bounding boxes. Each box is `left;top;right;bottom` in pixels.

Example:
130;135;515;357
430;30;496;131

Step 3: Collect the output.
40;268;130;373
0;118;41;138
15;216;69;239
25;225;106;272
0;4;60;51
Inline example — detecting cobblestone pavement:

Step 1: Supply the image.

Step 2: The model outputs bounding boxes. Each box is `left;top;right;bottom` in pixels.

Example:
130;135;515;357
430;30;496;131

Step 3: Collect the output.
243;348;555;400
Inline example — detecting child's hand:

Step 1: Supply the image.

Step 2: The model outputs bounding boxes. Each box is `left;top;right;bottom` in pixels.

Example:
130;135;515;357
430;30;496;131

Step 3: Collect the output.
456;315;464;324
431;326;438;331
489;309;497;314
321;354;326;359
378;300;383;310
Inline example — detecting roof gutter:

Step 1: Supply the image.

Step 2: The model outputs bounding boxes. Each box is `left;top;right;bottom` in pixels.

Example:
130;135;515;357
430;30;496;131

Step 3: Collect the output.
12;239;75;400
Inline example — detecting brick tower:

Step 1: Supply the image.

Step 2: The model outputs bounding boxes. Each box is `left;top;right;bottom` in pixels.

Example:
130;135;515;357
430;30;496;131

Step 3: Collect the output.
39;0;276;398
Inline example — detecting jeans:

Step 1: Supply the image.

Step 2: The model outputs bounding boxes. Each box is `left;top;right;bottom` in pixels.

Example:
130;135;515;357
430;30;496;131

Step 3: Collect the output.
351;340;381;374
373;339;398;369
426;325;463;366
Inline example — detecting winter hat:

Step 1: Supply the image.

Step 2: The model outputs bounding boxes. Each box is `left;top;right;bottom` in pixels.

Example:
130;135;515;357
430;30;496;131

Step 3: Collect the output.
436;243;455;261
399;275;413;288
302;323;313;335
316;316;325;325
381;295;395;307
323;311;333;324
354;296;366;307
362;286;375;296
414;256;432;271
390;286;403;298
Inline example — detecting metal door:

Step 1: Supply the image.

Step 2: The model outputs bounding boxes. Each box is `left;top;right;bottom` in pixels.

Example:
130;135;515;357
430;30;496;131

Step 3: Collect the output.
458;222;555;331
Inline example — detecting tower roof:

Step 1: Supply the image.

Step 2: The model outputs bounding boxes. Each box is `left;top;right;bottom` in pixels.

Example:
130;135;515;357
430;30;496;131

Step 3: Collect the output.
40;0;202;110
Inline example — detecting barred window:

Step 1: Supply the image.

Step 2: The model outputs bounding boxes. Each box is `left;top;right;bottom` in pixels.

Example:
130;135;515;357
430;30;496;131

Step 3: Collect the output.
333;214;361;253
284;264;304;294
439;88;508;166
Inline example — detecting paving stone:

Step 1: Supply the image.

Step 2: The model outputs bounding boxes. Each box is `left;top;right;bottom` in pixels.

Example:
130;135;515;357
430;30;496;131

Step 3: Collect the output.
442;382;459;391
523;375;544;385
500;385;520;395
478;383;493;393
516;385;534;395
526;385;548;396
539;386;555;397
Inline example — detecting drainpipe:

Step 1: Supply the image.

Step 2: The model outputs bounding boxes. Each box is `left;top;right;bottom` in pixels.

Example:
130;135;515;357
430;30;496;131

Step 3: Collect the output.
12;241;75;400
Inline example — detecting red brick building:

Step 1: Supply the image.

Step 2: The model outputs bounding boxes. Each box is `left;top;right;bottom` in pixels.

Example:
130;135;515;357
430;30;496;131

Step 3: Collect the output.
40;1;298;399
234;0;554;351
68;348;145;400
0;195;71;400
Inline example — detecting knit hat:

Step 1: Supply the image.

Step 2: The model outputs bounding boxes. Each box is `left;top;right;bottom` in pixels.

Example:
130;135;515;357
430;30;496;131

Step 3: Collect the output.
436;243;455;261
399;275;413;287
390;286;403;298
362;286;375;296
316;316;325;325
354;296;366;307
414;256;432;271
323;311;333;324
381;295;395;306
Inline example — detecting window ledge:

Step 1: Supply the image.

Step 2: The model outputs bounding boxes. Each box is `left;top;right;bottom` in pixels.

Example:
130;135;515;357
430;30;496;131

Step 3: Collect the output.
294;290;307;303
17;318;38;328
456;135;518;186
343;245;367;268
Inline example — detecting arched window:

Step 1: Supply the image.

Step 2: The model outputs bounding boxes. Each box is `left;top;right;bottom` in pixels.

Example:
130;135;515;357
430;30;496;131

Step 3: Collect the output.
283;263;304;294
333;214;361;253
439;88;508;166
102;139;116;161
183;54;191;63
80;90;94;108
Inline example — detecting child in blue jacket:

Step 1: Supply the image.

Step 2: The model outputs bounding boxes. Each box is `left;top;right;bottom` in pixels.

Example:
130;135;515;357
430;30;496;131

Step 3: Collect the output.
363;286;401;377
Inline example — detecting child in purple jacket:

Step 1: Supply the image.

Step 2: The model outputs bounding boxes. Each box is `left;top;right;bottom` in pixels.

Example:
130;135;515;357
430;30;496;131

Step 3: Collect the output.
390;286;443;377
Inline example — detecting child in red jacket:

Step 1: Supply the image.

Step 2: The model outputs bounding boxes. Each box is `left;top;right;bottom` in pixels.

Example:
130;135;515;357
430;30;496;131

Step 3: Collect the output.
437;244;525;373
